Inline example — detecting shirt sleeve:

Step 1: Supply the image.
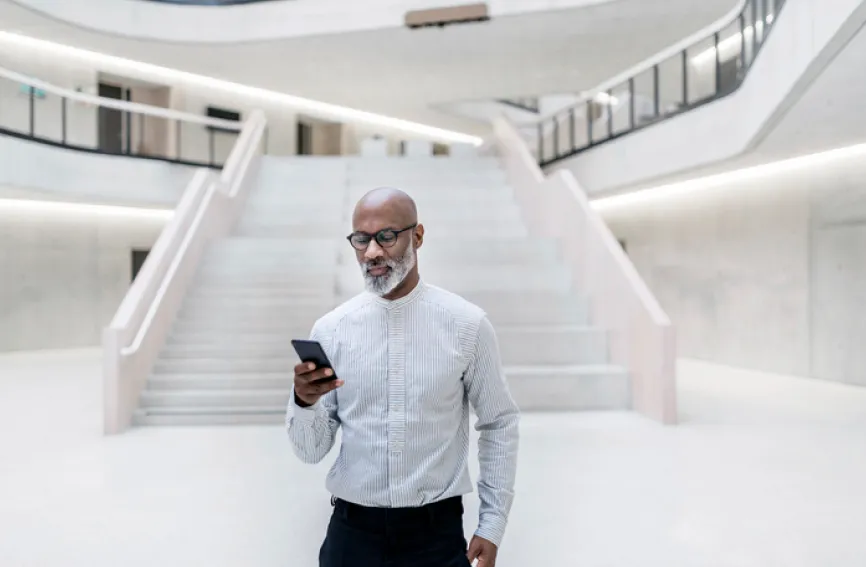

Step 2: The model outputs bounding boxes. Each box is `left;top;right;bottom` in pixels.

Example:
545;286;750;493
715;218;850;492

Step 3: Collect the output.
285;323;341;464
463;315;520;548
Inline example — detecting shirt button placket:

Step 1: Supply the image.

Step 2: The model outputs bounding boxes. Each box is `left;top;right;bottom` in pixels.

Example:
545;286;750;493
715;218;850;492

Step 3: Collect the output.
386;306;406;507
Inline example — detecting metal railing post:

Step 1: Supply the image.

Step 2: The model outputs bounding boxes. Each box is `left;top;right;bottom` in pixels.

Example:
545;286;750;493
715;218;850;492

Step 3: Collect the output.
652;64;660;118
606;89;613;138
714;32;721;93
29;87;35;136
61;96;67;144
628;77;635;129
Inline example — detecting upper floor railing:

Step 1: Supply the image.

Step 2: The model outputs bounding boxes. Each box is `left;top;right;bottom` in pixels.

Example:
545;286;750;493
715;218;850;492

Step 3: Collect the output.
527;0;787;167
0;67;243;168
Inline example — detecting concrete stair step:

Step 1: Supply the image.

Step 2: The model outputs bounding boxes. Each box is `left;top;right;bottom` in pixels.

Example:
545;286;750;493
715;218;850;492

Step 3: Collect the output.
233;225;348;238
140;388;291;408
132;406;285;426
149;373;291;390
134;364;628;426
190;282;336;294
171;318;319;332
154;357;296;373
167;330;313;344
157;325;605;369
506;365;629;410
339;266;572;294
348;188;514;202
497;326;608;365
186;286;335;297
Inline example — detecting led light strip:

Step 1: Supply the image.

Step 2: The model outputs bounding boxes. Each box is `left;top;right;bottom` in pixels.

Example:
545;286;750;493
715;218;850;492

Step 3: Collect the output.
0;197;174;219
0;31;483;146
591;141;866;211
691;15;774;67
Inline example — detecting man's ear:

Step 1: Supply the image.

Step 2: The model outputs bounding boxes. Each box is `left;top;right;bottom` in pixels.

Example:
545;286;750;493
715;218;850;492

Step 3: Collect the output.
414;223;424;249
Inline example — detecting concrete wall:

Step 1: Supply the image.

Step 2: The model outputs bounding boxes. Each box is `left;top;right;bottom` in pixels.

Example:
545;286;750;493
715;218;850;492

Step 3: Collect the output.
601;156;866;386
0;203;167;352
0;135;195;207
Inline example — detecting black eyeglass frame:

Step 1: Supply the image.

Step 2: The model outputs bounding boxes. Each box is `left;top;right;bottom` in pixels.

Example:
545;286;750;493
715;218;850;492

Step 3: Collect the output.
347;224;418;251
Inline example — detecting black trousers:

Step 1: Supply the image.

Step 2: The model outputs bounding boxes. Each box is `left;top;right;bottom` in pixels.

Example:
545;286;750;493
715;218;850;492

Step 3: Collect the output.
319;496;472;567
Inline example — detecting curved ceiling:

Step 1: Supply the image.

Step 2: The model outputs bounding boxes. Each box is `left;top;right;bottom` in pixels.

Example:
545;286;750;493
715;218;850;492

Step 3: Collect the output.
0;0;738;134
6;0;620;43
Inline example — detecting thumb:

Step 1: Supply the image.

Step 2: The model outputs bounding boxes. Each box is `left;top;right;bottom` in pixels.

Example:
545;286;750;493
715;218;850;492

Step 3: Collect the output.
466;537;482;562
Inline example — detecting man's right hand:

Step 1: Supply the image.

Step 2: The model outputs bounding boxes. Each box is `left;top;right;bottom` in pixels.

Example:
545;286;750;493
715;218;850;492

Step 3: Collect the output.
293;362;343;407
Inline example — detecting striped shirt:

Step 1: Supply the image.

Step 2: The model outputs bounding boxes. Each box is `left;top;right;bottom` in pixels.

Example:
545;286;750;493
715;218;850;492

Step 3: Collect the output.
286;280;520;547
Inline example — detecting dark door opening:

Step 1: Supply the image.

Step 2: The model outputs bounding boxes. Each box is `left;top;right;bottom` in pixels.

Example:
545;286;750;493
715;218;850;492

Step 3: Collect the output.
98;83;130;154
296;122;313;155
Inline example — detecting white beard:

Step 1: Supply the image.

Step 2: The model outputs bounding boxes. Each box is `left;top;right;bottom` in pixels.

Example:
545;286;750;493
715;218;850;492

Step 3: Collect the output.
361;245;416;297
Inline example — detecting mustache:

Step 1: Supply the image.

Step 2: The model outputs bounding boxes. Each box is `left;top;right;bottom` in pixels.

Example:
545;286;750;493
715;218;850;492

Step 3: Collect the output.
363;258;397;271
361;260;400;272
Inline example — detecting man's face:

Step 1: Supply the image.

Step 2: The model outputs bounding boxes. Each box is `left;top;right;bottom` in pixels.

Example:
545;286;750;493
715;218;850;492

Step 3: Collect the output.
350;209;420;297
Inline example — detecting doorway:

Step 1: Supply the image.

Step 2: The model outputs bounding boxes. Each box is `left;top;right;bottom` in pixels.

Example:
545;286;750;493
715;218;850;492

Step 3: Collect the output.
98;82;130;154
296;118;343;156
296;122;313;155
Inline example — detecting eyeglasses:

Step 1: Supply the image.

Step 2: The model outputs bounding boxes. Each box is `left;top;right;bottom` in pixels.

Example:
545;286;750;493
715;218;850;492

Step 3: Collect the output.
347;224;417;251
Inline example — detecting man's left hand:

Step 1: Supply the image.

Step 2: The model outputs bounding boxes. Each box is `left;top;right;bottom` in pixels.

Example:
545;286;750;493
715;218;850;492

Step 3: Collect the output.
466;535;498;566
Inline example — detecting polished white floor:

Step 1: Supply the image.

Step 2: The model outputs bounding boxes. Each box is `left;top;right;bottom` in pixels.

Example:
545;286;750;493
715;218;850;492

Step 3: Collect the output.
1;349;865;567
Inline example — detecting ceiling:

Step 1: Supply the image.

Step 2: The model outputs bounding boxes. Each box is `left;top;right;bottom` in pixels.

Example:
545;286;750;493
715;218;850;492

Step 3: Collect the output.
0;0;738;133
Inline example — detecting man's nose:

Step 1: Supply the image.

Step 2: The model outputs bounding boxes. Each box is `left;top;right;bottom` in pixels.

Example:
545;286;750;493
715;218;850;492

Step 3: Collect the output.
364;240;385;261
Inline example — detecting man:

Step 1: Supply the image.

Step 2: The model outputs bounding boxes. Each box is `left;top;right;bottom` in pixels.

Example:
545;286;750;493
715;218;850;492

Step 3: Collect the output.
287;187;520;567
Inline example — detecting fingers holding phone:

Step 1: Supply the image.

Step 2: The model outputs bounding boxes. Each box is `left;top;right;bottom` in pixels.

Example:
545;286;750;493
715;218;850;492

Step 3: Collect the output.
291;339;343;407
294;362;343;406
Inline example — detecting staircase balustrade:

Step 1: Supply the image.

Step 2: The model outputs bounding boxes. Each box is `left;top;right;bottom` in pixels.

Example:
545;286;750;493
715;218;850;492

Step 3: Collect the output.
102;110;267;434
494;116;677;424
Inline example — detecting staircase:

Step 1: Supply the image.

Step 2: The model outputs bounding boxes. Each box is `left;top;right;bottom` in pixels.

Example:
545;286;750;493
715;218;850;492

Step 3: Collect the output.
133;156;629;426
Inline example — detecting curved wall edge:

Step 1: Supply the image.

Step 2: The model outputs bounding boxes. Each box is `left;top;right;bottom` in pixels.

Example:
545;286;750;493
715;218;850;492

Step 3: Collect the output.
8;0;615;44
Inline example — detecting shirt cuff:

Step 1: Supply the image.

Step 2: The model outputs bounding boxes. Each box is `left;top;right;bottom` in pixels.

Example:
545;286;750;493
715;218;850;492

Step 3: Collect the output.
289;394;321;425
474;514;508;548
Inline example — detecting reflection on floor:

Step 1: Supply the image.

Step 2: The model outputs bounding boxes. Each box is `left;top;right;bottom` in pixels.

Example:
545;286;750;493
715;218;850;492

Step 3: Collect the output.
1;348;865;567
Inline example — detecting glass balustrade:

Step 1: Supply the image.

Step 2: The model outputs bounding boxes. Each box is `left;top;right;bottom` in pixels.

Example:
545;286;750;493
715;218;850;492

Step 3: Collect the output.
534;0;787;166
0;71;243;168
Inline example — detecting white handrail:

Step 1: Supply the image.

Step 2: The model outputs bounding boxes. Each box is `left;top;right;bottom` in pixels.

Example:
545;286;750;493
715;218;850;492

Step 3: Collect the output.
118;177;214;357
103;110;267;434
521;0;748;125
112;111;265;357
108;169;212;333
0;66;243;132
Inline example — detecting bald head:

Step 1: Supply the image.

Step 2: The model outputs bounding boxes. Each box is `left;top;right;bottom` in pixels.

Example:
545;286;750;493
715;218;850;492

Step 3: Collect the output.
352;187;418;227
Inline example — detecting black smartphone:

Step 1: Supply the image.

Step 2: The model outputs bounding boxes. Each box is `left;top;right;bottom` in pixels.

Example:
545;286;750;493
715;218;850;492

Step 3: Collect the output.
291;339;337;382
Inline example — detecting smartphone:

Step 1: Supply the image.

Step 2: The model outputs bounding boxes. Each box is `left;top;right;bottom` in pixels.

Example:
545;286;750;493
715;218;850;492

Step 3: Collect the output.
291;339;337;382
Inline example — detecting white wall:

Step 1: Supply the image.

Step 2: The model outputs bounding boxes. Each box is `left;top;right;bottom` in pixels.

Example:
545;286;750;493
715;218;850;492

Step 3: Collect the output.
0;204;166;352
8;0;618;43
551;0;866;194
0;135;195;206
601;156;866;386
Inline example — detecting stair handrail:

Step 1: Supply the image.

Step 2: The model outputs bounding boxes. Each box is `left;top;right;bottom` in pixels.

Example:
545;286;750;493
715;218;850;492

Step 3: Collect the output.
493;116;677;424
103;109;267;435
517;0;748;127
